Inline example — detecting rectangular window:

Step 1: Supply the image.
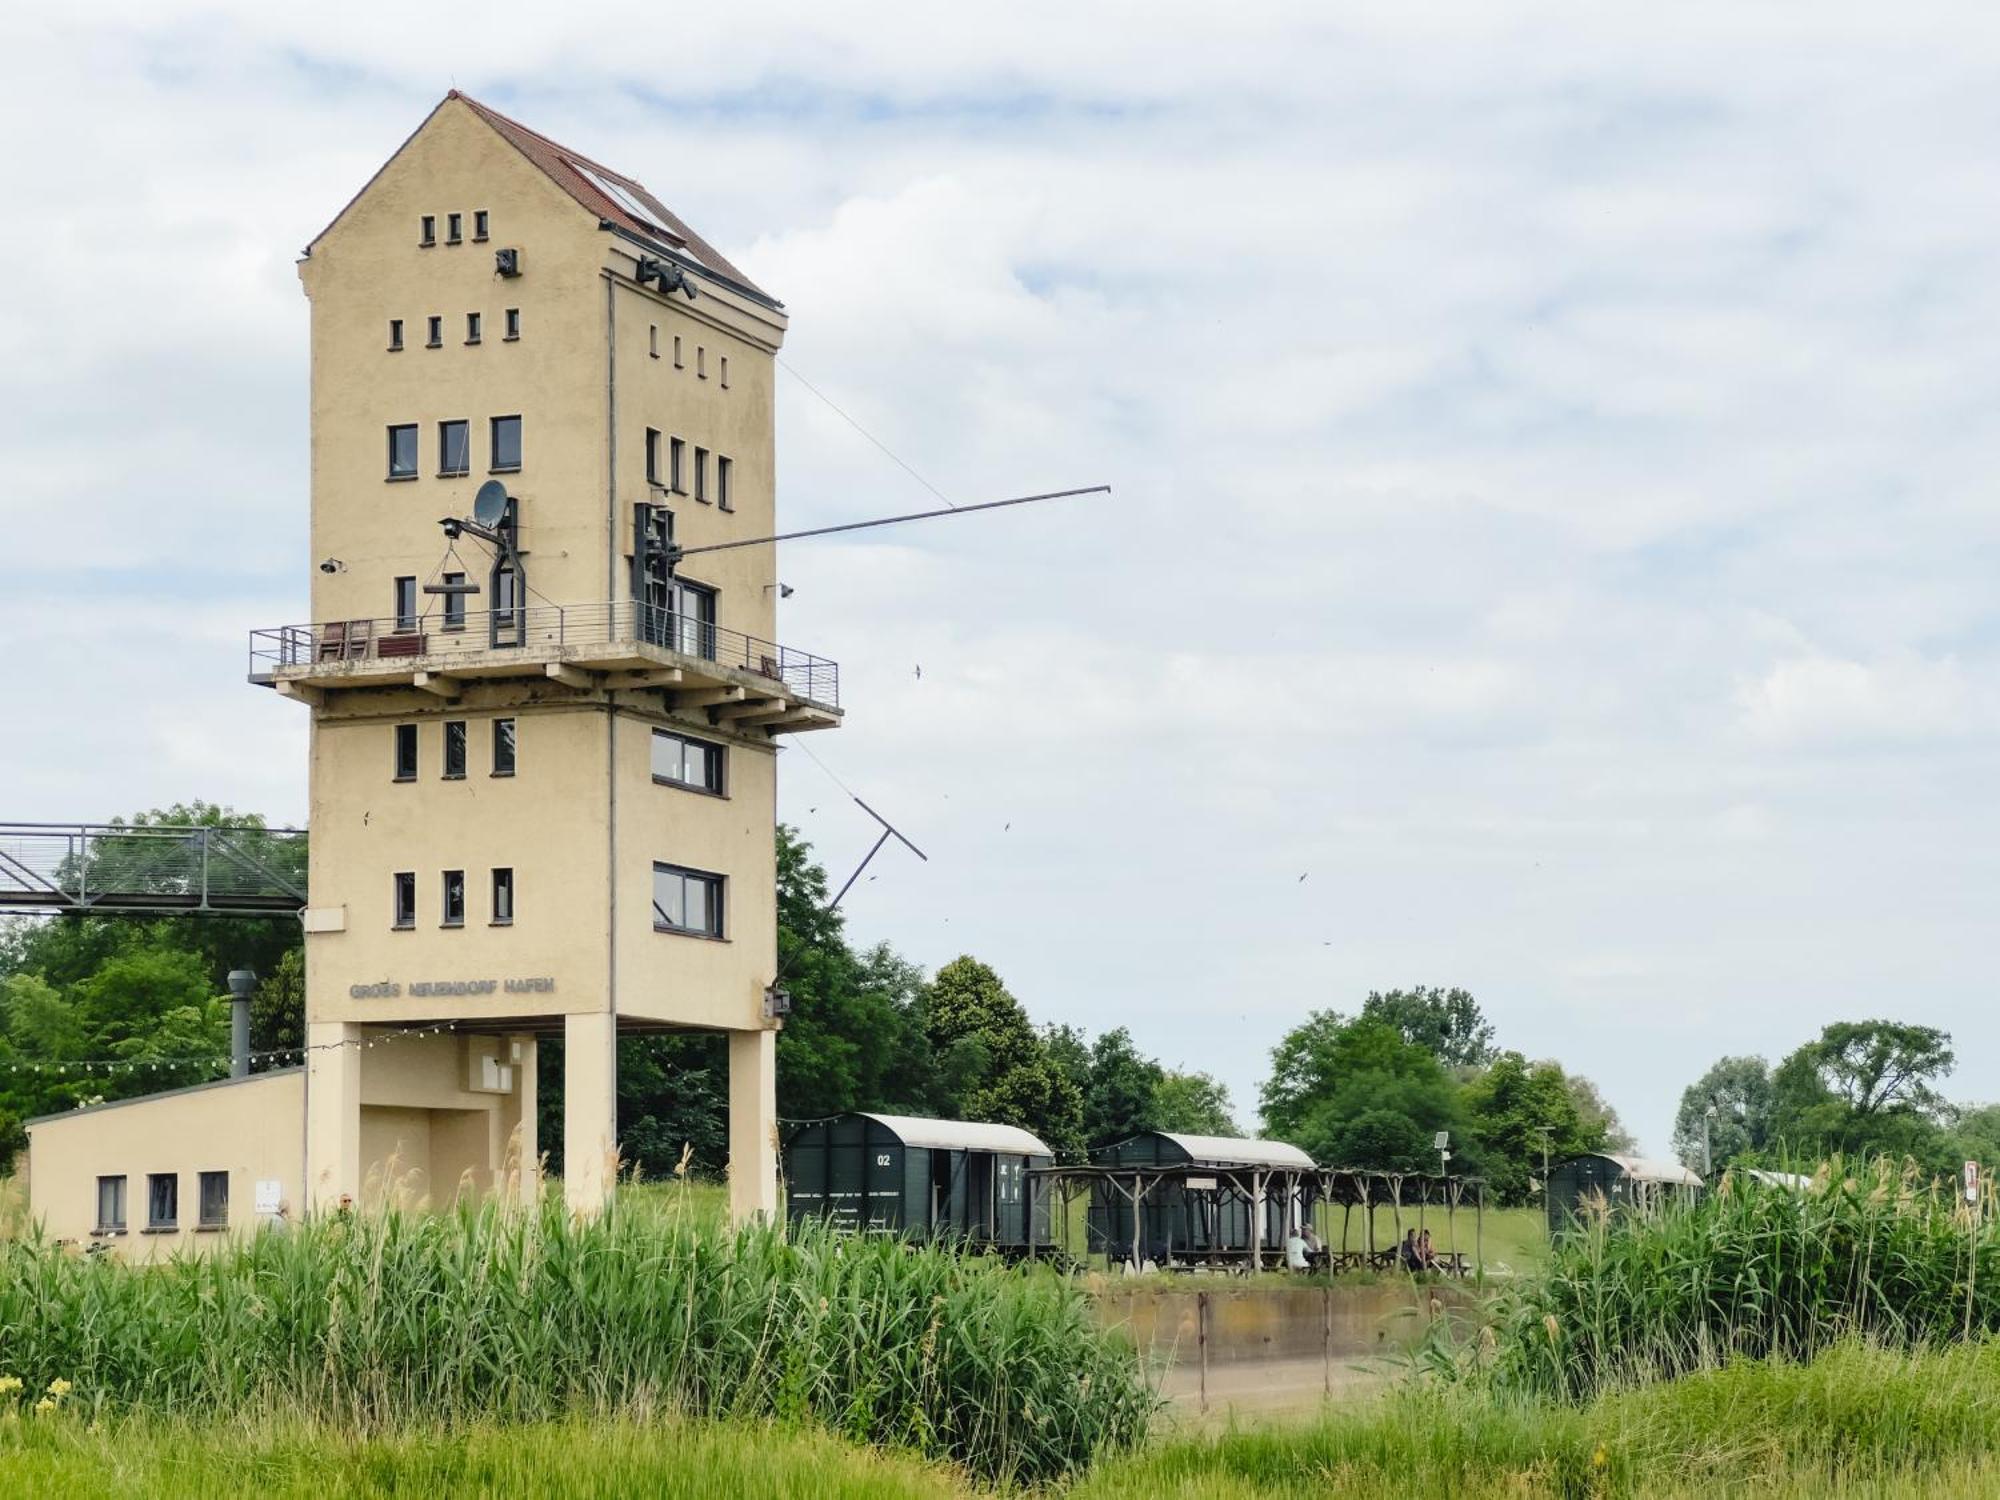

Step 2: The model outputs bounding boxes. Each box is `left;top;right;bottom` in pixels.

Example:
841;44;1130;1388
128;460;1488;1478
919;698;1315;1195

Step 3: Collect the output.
652;862;723;938
96;1175;127;1232
649;324;659;358
490;415;522;472
669;436;685;492
645;427;662;486
393;576;418;633
503;307;520;340
717;455;733;512
447;212;463;244
427;315;443;348
442;571;467;630
387;424;418;480
492;867;514;925
720;355;729;389
442;869;466;927
473;209;490;242
652;729;724;794
388;318;404;351
198;1171;228;1229
443;720;467;779
393;871;416;929
439;419;470;477
673;335;683;369
696;346;706;379
394;723;418;781
493;717;516;776
420;215;436;246
465;311;482;345
669;578;716;659
147;1173;178;1230
694;446;709;503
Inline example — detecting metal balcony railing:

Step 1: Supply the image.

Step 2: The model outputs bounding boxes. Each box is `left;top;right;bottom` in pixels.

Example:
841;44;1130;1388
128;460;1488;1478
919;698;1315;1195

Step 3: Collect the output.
0;823;308;915
248;601;839;708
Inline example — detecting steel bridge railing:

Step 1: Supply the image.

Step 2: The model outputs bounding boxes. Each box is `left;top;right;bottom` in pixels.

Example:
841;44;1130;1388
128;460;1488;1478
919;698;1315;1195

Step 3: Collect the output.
0;823;308;916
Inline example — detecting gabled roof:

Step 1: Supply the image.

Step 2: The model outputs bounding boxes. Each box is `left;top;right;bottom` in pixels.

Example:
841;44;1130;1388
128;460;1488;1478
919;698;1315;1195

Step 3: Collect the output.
1155;1132;1317;1170
306;92;773;304
857;1112;1055;1157
1593;1153;1705;1187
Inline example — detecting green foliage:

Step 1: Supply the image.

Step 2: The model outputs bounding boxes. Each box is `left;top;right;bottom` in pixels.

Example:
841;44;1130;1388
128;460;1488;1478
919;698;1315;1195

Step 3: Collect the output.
923;957;1084;1159
1462;1052;1607;1206
1151;1068;1238;1136
1769;1021;1956;1168
1262;1011;1463;1169
1360;986;1497;1068
0;1196;1151;1484
1670;1054;1774;1170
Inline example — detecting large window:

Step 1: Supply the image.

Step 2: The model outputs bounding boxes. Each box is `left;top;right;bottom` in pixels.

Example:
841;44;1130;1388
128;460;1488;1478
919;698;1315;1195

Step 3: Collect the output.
147;1173;178;1231
96;1175;127;1232
443;721;467;779
491;867;514;925
717;455;733;512
393;871;416;929
198;1171;228;1229
670;579;716;659
442;869;466;928
442;571;467;630
439;420;470;477
652;729;724;794
652;862;724;939
492;718;516;776
393;576;418;633
393;723;418;781
490;415;522;472
387;424;418;480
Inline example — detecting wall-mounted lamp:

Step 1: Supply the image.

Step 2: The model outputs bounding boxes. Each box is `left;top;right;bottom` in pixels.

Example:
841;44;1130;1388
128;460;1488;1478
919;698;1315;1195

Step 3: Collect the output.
318;558;347;574
763;582;795;599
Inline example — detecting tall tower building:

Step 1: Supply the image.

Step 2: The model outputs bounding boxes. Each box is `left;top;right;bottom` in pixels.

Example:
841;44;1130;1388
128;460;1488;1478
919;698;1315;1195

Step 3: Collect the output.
259;93;840;1219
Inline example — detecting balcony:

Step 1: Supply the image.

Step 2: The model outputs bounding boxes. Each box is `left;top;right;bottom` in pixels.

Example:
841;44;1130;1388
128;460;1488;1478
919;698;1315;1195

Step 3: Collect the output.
249;602;840;731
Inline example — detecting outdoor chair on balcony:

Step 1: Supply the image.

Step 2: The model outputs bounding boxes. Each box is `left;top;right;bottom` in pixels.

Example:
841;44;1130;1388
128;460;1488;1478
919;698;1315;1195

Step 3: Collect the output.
377;631;426;659
316;619;375;663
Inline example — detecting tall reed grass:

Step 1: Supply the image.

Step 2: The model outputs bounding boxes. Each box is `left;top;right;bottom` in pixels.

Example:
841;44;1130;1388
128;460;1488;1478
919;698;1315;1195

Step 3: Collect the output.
0;1192;1151;1484
1492;1156;2000;1398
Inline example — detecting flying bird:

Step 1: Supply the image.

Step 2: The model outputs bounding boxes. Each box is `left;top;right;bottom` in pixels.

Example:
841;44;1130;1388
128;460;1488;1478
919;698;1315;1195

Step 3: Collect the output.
1298;873;1308;882
914;664;923;680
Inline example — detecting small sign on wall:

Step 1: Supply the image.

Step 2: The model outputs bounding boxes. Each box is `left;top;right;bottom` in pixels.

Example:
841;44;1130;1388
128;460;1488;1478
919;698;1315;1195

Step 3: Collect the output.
255;1179;282;1214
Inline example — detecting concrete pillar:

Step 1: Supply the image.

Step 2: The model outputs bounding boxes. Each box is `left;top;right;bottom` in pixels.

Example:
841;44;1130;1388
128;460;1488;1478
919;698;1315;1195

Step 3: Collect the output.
563;1012;617;1215
728;1027;779;1225
304;1020;362;1211
514;1034;540;1197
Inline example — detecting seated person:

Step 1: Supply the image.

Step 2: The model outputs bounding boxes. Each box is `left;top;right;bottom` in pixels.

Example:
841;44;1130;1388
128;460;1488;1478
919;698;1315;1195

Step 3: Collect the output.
1399;1228;1422;1271
1284;1228;1310;1272
1301;1223;1326;1267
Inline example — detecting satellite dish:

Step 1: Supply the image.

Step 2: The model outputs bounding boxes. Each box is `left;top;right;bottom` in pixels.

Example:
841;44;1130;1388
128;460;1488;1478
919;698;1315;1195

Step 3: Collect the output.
473;480;510;529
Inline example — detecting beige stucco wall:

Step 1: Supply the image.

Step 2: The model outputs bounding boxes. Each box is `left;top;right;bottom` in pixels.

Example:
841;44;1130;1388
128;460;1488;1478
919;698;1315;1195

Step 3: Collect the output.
25;1071;305;1260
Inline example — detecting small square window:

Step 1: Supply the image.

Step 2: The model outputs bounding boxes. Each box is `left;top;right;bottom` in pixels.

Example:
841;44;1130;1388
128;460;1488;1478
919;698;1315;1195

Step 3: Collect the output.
649;324;659;358
720;355;729;389
473;210;490;242
504;308;520;340
393;723;418;781
387;424;418;480
696;346;706;379
442;869;466;928
493;717;516;776
420;215;436;247
466;312;482;345
96;1175;127;1232
442;571;467;630
393;576;417;633
447;212;463;245
694;447;709;503
147;1172;178;1231
393;871;416;929
443;720;467;779
439;419;470;477
652;862;724;938
388;318;404;351
198;1171;228;1229
645;428;662;486
492;867;515;925
427;316;443;348
673;335;683;369
717;455;733;512
669;436;685;493
491;415;522;472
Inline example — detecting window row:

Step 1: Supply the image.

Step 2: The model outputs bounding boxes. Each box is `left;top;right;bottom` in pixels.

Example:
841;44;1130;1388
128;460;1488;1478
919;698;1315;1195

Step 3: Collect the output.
96;1170;227;1234
646;325;729;387
420;211;490;247
642;429;733;510
393;867;515;930
394;719;515;781
388;415;521;479
389;309;520;351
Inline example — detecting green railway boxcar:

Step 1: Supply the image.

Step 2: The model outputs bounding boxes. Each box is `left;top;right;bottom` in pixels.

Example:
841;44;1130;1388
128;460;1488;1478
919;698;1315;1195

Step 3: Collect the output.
1088;1131;1315;1266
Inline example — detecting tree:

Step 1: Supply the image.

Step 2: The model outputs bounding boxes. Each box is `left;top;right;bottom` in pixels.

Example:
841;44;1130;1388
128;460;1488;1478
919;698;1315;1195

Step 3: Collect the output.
1565;1072;1635;1154
1769;1021;1955;1166
1671;1056;1774;1171
1462;1052;1606;1206
1360;987;1496;1068
1261;1011;1462;1170
1081;1028;1164;1148
1153;1069;1239;1136
924;956;1083;1160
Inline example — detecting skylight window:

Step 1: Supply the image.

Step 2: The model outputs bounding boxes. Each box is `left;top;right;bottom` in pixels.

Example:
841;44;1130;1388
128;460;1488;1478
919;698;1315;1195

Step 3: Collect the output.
572;161;662;230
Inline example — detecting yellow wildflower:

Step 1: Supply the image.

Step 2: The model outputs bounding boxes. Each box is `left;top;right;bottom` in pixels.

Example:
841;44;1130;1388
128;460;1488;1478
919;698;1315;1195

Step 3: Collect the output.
0;1375;22;1395
47;1378;72;1398
1592;1445;1609;1468
33;1398;55;1415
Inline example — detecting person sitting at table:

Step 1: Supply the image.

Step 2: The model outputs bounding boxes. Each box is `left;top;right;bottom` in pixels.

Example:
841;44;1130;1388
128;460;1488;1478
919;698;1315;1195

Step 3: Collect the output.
1418;1228;1437;1271
1301;1223;1326;1269
1399;1228;1422;1271
1284;1226;1310;1272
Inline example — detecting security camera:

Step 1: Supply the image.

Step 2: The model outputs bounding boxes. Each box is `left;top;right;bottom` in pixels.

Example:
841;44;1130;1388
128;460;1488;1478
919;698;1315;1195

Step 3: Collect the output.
318;558;345;574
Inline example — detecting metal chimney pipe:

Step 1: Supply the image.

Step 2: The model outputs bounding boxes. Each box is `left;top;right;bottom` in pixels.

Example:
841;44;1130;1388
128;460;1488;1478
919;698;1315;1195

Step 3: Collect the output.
226;969;257;1078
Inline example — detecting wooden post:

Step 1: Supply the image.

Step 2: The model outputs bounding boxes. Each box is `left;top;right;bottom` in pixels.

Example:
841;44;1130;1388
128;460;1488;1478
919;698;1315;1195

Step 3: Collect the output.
1132;1173;1144;1273
1198;1289;1210;1413
1322;1280;1332;1397
1475;1184;1484;1278
1250;1168;1266;1273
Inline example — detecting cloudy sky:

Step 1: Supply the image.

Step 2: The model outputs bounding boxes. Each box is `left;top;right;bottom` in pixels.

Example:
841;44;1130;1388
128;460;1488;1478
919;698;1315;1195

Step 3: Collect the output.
4;4;1998;1154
